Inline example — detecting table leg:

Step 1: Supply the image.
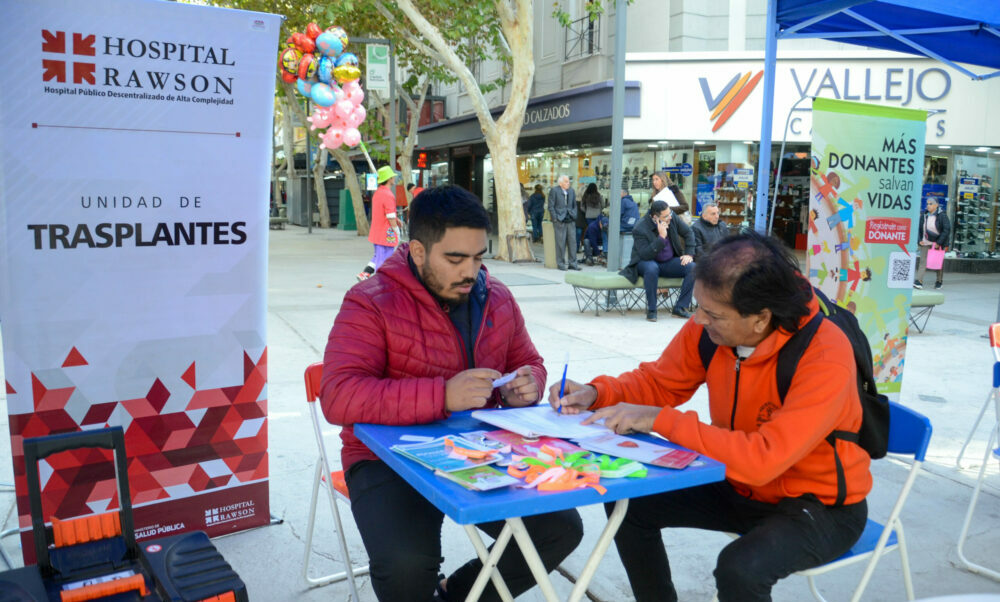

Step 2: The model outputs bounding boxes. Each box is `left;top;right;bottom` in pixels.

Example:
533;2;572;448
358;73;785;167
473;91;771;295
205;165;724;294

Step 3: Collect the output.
568;498;629;602
463;523;515;602
507;517;561;602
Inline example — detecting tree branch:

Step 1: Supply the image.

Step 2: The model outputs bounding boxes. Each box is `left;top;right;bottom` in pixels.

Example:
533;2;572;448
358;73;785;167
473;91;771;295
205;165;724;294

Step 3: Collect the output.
393;0;498;141
371;1;450;66
495;0;516;33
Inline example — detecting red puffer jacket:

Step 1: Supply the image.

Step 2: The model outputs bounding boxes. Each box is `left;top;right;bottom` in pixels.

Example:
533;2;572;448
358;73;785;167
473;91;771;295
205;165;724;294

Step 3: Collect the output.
321;244;546;469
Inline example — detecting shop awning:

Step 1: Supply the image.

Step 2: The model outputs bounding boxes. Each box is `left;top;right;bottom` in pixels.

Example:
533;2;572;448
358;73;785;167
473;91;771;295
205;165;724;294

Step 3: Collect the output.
775;0;1000;79
753;0;1000;232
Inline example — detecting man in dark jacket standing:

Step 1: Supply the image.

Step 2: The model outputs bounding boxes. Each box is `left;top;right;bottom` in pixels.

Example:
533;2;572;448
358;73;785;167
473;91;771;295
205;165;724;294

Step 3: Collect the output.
620;200;697;321
691;202;731;260
547;174;581;270
322;186;582;602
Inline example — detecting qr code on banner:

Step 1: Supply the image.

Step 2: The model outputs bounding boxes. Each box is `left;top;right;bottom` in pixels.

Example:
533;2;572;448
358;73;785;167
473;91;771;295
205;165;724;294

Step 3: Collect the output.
887;251;914;289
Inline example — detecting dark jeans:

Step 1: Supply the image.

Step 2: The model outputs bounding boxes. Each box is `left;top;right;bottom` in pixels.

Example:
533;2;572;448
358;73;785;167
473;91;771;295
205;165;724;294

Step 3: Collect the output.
637;257;695;313
607;480;867;602
530;213;544;241
345;460;583;602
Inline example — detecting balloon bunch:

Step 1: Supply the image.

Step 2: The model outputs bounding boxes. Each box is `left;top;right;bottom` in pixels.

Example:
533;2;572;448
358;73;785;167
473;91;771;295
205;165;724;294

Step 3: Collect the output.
278;22;366;150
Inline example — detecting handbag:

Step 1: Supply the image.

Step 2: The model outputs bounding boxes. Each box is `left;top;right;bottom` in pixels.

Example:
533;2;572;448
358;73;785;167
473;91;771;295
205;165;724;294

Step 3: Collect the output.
926;244;945;270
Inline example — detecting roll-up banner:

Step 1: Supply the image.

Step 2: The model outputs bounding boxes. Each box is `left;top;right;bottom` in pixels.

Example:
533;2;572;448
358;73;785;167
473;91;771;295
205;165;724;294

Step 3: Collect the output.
0;0;280;561
807;98;926;398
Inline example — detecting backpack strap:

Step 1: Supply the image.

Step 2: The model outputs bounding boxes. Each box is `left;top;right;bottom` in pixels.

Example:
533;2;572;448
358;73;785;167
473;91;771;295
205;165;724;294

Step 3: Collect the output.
777;309;852;507
775;313;824;402
698;327;718;371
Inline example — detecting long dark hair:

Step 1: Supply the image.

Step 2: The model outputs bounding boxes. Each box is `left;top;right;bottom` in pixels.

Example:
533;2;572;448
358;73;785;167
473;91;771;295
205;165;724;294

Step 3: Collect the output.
582;183;602;209
695;230;811;334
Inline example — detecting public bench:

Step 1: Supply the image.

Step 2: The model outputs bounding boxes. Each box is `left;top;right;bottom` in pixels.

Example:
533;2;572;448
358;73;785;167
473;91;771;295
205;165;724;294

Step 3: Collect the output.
909;289;945;333
565;271;684;316
269;216;289;230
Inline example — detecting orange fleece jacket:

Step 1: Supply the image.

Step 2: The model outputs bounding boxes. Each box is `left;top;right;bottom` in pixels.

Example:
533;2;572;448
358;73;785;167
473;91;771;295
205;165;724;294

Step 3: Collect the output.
590;296;872;506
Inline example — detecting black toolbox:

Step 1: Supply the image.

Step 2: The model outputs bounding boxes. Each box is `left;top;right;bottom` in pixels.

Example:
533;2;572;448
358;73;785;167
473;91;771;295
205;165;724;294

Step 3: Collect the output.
0;427;248;602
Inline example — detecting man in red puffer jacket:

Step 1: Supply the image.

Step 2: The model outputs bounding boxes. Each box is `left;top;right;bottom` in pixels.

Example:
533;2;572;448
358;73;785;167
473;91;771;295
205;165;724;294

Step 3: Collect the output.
321;186;582;602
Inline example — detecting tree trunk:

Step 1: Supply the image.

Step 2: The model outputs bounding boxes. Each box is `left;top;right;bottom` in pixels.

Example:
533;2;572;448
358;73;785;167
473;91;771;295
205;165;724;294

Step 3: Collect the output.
330;147;370;236
391;0;535;262
486;128;533;262
280;99;296;190
398;79;429;204
313;147;331;228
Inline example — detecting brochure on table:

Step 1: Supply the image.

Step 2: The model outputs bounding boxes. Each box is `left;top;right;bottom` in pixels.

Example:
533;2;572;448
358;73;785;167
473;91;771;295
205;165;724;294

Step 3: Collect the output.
390;436;501;473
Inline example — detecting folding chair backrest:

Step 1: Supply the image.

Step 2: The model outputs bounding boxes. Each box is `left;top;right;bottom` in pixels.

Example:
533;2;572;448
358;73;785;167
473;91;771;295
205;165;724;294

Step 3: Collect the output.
305;362;323;403
304;363;332;468
300;362;369;594
887;401;932;461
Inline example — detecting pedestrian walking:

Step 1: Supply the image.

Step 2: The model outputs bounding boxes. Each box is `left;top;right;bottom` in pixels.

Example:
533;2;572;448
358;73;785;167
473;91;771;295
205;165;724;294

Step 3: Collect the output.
356;166;402;282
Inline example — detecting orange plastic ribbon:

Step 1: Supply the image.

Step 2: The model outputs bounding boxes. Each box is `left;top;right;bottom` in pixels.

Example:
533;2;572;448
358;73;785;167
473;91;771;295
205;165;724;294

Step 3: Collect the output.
506;458;606;495
444;437;498;460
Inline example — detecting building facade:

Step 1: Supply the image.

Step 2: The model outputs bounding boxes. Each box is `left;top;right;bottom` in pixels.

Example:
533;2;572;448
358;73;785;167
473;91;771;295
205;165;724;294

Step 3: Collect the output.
412;1;1000;257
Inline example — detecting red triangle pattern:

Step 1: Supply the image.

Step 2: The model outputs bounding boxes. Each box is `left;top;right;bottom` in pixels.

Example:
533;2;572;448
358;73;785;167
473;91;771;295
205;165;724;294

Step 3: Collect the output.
11;347;271;531
62;347;88;367
181;362;196;389
5;380;15;394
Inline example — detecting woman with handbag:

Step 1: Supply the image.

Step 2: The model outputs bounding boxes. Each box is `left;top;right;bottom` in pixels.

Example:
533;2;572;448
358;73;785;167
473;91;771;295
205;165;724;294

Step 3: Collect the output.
915;197;950;289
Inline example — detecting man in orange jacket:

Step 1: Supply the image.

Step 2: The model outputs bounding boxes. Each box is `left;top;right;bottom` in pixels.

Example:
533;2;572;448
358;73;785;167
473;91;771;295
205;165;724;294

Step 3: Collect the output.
550;231;871;602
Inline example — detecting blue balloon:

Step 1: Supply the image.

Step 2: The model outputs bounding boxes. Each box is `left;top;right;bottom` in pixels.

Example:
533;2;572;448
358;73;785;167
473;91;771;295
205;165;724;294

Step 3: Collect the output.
335;52;359;68
317;55;334;84
310;82;335;107
315;32;344;57
297;78;314;97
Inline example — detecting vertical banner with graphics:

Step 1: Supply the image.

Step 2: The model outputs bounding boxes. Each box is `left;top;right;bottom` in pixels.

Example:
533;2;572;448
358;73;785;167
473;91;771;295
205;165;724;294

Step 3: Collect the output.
0;0;279;559
366;44;390;97
807;98;926;398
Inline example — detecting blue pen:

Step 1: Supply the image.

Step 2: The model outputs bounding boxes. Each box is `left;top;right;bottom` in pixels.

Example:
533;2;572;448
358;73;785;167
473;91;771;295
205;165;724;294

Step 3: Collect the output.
557;352;569;413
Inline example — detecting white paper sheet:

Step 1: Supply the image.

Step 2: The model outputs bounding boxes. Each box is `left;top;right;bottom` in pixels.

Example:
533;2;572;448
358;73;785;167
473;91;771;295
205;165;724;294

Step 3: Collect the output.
653;187;680;208
472;405;610;439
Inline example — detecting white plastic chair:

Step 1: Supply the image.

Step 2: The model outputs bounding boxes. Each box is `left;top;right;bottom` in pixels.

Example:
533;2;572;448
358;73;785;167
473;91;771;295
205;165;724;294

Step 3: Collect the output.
713;401;932;602
302;362;370;598
955;322;1000;582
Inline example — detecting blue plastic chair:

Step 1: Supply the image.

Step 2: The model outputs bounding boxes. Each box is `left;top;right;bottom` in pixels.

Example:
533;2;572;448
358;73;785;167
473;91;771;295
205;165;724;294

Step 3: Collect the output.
715;401;933;602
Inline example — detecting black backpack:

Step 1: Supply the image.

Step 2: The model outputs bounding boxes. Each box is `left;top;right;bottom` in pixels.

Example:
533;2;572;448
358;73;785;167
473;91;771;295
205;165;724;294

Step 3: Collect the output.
697;286;890;505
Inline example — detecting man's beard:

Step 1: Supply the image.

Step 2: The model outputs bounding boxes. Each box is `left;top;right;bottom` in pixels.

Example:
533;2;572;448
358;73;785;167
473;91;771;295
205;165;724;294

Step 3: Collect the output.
421;263;475;305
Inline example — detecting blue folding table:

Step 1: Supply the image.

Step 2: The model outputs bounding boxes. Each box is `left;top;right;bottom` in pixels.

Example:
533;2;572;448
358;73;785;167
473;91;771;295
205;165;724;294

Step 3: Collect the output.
355;411;725;602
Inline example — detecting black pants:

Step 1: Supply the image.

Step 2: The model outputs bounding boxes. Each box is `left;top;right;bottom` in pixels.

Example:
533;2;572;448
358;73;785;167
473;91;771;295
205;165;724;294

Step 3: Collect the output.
346;460;583;602
607;480;867;602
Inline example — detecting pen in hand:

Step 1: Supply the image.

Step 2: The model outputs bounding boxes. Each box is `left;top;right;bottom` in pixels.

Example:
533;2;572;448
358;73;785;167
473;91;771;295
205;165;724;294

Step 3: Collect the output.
557;352;569;413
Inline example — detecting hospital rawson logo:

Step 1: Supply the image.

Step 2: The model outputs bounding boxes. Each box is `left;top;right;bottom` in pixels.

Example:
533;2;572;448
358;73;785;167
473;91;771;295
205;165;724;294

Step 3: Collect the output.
41;29;236;102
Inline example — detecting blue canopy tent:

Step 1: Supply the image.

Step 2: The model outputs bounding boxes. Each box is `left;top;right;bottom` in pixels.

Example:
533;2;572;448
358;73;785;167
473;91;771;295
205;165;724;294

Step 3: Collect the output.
753;0;1000;232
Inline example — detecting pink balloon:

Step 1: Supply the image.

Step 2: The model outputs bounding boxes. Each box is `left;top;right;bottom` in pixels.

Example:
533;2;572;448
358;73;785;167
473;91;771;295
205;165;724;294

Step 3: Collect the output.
329;112;348;129
334;99;353;120
349;87;365;106
343;80;362;95
347;106;366;128
308;107;334;130
333;87;346;103
343;128;361;147
321;128;344;150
